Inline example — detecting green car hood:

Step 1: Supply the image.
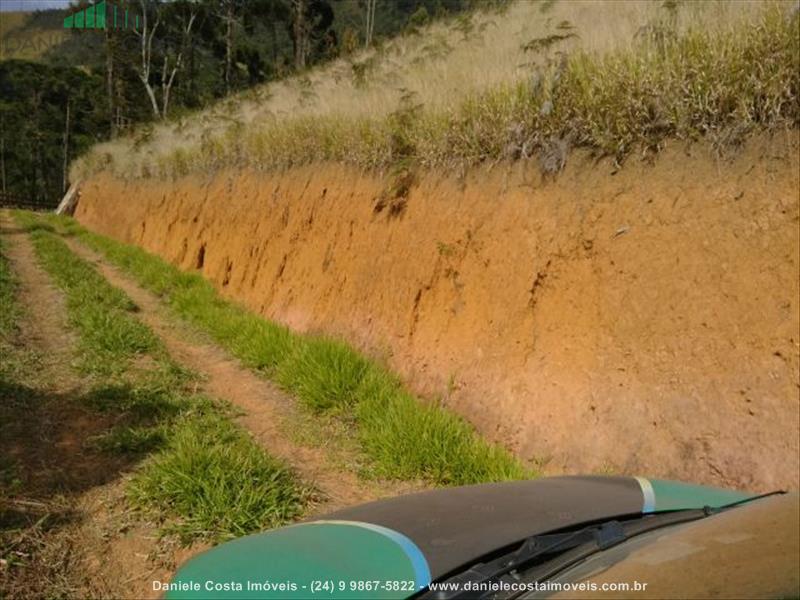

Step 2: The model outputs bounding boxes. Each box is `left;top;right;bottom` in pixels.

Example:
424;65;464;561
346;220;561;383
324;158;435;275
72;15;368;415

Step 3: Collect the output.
165;476;756;599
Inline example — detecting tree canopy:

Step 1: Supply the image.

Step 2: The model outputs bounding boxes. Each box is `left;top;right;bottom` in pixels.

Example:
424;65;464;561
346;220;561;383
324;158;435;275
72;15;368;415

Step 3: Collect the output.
0;0;490;204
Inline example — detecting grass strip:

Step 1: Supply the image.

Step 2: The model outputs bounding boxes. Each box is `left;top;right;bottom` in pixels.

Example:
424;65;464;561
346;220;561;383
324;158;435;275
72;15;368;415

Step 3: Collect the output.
0;236;19;341
0;234;25;497
13;211;312;542
45;214;530;485
20;219;160;377
129;412;309;541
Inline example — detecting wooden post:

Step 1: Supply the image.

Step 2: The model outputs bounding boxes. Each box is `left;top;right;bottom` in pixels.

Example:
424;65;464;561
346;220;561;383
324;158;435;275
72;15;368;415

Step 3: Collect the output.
56;180;81;215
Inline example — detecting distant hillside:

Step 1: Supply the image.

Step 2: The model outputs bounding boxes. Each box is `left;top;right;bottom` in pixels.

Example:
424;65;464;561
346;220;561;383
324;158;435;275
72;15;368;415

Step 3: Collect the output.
1;0;484;204
0;10;67;61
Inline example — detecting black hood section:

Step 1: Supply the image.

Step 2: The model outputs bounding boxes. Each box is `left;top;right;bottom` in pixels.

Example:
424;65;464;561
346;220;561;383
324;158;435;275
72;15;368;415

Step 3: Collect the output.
314;476;645;581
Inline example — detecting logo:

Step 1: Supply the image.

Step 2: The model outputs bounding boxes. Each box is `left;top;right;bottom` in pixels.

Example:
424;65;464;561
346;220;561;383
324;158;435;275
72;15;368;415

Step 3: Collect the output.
63;1;141;31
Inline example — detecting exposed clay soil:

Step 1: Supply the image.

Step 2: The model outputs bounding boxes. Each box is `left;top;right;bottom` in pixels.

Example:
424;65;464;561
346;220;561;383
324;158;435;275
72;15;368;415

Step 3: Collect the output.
75;133;800;492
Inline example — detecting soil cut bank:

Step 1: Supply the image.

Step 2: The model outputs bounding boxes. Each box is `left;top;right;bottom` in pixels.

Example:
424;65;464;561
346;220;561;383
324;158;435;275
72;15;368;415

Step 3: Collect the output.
75;133;800;492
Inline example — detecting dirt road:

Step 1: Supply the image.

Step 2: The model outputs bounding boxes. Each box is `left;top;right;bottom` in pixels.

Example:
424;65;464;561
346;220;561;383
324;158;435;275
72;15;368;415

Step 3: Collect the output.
64;237;418;512
1;212;418;598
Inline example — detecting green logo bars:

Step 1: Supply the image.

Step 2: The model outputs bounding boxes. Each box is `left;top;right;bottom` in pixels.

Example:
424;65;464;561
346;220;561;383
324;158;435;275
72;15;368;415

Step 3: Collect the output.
63;1;140;30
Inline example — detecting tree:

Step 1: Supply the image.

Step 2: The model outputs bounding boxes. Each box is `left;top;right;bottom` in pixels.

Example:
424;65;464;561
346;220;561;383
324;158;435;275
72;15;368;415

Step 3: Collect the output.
240;0;291;83
291;0;310;70
62;95;70;193
0;60;105;203
217;0;241;95
0;117;6;194
132;0;162;118
363;0;377;48
160;1;198;117
132;0;197;119
290;0;335;70
105;24;116;137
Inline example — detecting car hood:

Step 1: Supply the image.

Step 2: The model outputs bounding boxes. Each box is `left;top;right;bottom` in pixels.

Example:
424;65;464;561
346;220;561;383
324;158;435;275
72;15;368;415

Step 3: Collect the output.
165;476;755;599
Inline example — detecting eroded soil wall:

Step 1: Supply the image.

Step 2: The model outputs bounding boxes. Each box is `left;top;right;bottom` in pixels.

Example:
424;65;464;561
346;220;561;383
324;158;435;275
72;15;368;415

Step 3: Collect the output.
75;134;800;491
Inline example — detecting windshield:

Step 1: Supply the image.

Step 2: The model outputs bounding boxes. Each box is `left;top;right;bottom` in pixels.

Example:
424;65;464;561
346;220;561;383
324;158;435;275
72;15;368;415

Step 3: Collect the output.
420;510;706;600
421;493;789;600
516;494;798;600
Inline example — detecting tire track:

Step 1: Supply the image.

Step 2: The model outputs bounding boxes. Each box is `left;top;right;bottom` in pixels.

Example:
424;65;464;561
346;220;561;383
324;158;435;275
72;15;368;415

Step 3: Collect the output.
64;235;420;514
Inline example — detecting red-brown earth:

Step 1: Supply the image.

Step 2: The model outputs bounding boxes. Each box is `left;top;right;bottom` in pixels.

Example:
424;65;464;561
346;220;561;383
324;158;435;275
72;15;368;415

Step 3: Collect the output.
75;133;800;492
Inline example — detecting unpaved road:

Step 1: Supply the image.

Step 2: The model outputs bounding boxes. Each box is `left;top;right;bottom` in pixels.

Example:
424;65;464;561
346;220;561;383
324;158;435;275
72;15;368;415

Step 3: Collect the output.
1;212;420;598
65;237;419;513
1;213;173;599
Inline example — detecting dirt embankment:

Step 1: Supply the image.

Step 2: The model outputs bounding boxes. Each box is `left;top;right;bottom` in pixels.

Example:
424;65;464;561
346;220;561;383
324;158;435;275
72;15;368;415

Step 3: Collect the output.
75;134;800;492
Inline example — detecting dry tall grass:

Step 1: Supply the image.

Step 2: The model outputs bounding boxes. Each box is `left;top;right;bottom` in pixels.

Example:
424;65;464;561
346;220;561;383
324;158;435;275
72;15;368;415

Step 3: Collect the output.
72;0;798;181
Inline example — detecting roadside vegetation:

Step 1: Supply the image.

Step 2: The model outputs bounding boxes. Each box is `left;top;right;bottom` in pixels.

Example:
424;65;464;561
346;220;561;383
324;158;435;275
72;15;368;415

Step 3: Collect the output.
43;214;529;486
0;237;21;366
0;236;25;507
12;212;313;543
1;0;483;206
0;232;77;599
73;1;799;181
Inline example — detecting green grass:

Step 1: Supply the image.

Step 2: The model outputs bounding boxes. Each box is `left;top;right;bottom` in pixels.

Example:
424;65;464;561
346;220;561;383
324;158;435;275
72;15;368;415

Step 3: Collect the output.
353;369;523;484
276;336;370;411
88;424;167;455
0;236;24;506
0;237;20;341
12;211;313;542
16;217;160;377
83;372;192;421
129;412;311;542
45;214;530;485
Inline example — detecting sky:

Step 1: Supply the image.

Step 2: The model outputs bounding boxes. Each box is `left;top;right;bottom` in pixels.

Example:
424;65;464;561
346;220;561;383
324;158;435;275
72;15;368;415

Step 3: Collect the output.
0;0;72;12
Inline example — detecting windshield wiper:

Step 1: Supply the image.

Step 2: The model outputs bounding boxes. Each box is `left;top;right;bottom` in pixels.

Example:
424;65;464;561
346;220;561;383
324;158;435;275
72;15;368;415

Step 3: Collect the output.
500;492;785;600
420;509;710;600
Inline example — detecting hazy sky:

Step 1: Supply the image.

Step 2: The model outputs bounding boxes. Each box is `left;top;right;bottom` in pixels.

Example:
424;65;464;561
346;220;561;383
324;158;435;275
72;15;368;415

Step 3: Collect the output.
1;0;72;11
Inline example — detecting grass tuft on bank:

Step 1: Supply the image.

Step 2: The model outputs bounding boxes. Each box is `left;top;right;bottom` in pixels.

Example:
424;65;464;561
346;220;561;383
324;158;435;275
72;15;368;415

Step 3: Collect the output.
46;214;529;486
354;369;523;483
13;211;313;542
277;336;370;412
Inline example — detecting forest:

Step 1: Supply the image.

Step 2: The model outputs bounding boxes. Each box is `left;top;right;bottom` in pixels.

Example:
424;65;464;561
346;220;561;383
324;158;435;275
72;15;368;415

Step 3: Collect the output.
0;0;488;204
